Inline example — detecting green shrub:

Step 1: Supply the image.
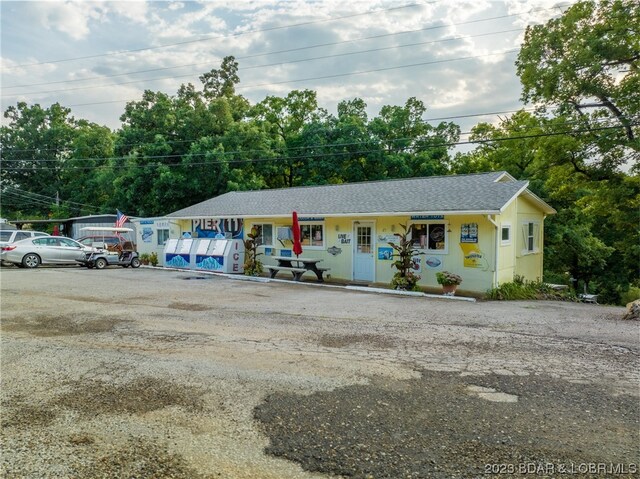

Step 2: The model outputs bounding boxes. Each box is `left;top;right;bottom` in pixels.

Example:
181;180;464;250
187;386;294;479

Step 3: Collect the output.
149;252;158;267
620;286;640;305
486;277;575;301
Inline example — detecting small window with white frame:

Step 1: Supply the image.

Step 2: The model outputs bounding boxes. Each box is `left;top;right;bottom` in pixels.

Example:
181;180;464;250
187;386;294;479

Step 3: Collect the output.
410;222;448;253
252;223;273;247
157;229;170;246
300;222;324;248
501;224;511;246
521;221;540;253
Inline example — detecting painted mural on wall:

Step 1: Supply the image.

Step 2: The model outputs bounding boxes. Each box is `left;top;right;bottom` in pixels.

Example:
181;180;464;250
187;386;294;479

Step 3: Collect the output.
165;239;192;268
424;256;443;270
378;247;393;260
192;218;243;239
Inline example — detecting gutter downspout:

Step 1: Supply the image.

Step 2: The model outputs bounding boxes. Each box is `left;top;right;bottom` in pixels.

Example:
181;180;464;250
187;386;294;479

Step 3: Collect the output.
487;214;499;288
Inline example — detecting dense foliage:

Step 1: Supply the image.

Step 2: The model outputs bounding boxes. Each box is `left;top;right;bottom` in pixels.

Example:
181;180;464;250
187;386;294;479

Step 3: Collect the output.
1;0;637;303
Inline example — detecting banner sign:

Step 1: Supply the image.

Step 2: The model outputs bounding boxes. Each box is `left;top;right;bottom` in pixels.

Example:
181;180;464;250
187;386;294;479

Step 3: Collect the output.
411;215;444;220
192;218;243;239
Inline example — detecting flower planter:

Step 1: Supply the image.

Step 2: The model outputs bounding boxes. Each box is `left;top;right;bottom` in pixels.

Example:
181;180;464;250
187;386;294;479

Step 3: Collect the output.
442;284;458;295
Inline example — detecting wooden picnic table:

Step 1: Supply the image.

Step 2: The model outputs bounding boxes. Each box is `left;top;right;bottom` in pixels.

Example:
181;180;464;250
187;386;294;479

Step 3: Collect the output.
268;256;329;282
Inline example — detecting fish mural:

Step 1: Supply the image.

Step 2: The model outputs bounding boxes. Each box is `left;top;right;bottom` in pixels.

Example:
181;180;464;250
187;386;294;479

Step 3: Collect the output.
425;257;442;268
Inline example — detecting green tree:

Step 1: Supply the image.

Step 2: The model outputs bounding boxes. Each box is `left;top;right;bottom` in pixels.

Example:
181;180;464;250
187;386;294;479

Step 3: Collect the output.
516;0;639;175
0;102;91;217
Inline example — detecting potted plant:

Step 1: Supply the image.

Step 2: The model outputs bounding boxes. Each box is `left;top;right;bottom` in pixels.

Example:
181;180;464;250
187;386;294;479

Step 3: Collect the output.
149;252;159;267
139;253;150;266
388;224;422;291
243;227;264;276
436;271;462;295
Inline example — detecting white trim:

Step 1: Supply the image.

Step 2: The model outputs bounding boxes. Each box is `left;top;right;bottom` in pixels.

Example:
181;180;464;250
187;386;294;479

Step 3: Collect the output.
167;210;503;220
352;220;376;282
494;171;517;182
409;220;450;255
249;222;275;248
521;220;541;255
298;221;326;250
500;223;512;246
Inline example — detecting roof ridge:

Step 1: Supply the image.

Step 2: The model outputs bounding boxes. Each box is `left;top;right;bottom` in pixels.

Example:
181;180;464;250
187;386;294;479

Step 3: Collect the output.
225;171;507;195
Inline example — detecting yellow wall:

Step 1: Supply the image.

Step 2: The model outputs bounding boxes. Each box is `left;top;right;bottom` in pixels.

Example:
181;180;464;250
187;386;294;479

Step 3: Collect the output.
245;215;496;293
514;196;545;281
169;202;547;293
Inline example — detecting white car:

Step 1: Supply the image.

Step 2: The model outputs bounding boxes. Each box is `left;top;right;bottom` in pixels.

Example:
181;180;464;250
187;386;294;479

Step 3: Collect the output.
0;229;49;247
0;236;94;268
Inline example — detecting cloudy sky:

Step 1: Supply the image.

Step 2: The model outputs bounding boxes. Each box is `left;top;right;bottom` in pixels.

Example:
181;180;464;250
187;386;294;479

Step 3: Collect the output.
1;0;572;138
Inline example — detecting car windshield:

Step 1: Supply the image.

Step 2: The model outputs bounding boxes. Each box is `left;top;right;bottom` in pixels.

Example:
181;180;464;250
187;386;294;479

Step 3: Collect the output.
0;231;13;241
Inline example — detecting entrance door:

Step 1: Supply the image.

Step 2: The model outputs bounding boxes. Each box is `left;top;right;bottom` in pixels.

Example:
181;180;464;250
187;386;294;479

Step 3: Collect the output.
353;222;375;282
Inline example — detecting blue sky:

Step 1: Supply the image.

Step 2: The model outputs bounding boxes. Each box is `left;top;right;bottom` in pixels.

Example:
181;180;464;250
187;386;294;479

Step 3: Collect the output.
1;0;571;137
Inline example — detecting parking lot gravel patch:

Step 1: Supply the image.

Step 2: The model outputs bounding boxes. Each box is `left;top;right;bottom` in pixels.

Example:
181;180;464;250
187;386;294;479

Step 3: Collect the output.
1;313;124;337
254;370;639;479
52;377;207;415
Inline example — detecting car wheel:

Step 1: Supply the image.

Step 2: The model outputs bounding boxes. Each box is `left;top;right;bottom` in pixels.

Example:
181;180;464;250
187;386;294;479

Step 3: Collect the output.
22;253;41;269
94;258;108;270
130;258;141;268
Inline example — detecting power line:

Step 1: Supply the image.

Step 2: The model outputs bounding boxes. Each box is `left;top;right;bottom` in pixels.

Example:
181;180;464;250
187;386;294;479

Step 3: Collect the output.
2;123;636;171
1;113;624;157
4;2;437;69
4;28;524;91
2;186;99;209
0;106;534;154
3;48;519;98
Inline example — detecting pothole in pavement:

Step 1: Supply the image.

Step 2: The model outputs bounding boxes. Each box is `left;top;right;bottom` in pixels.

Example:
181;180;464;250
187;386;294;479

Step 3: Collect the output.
254;370;639;479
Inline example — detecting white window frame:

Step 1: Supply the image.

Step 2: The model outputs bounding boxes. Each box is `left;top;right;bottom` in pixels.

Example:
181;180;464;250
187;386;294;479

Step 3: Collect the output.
521;220;540;254
252;223;274;247
410;221;449;254
500;224;511;246
299;221;325;250
157;228;170;246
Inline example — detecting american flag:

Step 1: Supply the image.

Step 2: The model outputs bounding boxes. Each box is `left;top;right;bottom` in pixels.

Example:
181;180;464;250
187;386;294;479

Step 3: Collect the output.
115;210;129;228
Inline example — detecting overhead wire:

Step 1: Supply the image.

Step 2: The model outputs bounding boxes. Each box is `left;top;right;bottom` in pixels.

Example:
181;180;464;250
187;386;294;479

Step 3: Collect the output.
4;28;525;91
3;48;520;97
3;2;440;69
0;111;622;156
2;123;636;171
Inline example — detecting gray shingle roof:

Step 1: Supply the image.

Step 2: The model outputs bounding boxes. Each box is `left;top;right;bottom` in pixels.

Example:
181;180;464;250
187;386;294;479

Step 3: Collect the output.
167;171;550;218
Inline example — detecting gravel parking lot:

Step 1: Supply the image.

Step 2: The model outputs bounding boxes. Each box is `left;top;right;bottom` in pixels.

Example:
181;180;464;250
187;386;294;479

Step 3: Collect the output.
1;267;638;478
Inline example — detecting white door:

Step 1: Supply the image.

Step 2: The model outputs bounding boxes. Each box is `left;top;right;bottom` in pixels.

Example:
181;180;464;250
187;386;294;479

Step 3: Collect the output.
353;222;375;282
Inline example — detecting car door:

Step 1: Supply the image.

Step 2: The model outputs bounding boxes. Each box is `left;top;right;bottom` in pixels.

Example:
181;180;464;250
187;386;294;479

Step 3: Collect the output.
31;237;62;263
57;238;85;263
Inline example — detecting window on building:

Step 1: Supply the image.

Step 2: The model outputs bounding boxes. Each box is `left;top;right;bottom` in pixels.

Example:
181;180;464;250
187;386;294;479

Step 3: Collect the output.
501;224;511;246
410;222;447;253
157;229;170;246
252;224;273;247
522;221;539;253
300;223;324;247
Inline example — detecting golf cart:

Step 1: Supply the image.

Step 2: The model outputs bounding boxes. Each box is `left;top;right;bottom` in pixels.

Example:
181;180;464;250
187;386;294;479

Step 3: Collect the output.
77;227;141;269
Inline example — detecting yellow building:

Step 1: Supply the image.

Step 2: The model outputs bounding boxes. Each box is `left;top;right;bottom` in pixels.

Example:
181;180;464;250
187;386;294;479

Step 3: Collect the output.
165;172;555;294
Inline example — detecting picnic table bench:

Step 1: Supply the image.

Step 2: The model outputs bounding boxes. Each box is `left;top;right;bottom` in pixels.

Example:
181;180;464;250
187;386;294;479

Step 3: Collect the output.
268;256;330;282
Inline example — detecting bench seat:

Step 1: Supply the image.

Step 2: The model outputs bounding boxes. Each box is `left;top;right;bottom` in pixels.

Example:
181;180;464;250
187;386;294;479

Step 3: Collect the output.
268;265;307;281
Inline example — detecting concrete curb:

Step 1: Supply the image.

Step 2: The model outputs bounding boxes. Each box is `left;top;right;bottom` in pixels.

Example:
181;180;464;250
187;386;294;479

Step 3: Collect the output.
142;265;476;302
